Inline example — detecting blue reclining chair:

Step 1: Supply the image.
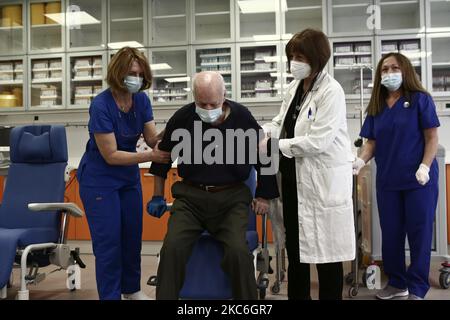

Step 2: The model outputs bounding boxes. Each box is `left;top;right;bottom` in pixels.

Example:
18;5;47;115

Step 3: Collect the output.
0;125;85;300
178;168;269;299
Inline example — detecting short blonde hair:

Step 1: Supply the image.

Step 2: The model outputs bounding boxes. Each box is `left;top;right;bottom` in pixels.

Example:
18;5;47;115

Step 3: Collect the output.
107;47;152;93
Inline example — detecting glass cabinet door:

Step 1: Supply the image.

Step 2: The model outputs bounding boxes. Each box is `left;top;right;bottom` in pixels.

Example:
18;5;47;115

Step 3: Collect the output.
30;57;63;108
239;44;280;100
0;3;24;55
284;0;323;37
68;0;104;49
193;0;231;42
332;41;373;96
150;49;189;104
195;47;233;98
430;36;450;94
238;0;277;40
429;0;450;31
29;0;63;51
331;0;373;35
109;0;145;48
69;54;104;107
381;38;422;80
0;59;24;109
379;0;421;31
151;0;187;45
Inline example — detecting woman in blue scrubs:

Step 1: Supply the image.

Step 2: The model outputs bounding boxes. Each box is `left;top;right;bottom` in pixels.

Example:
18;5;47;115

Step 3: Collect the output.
77;47;170;300
353;52;440;300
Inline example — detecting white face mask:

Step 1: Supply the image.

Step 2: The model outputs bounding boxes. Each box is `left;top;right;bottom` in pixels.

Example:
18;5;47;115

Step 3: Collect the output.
290;60;311;80
195;105;223;123
124;76;143;93
381;72;403;92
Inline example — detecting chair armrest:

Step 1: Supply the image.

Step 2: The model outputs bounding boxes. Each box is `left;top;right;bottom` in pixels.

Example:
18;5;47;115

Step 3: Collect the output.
28;202;84;218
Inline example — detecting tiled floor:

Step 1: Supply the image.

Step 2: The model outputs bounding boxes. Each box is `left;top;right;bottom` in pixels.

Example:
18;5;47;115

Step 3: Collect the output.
3;243;450;300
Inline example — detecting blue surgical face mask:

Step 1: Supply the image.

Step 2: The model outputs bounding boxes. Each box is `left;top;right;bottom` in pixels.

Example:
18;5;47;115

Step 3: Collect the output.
381;72;402;92
195;105;223;123
124;76;143;93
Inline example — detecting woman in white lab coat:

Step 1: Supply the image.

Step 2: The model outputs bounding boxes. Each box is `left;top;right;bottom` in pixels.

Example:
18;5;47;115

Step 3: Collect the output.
262;29;355;300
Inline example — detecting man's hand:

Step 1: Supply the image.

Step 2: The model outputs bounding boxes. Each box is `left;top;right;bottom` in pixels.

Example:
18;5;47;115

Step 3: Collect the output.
251;197;269;215
147;196;168;218
150;141;171;164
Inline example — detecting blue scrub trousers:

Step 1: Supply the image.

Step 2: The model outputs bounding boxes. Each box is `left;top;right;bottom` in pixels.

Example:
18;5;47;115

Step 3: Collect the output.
79;183;143;300
376;183;438;298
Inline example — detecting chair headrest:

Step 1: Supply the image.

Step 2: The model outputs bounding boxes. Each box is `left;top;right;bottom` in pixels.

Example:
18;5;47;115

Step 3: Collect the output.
10;125;68;163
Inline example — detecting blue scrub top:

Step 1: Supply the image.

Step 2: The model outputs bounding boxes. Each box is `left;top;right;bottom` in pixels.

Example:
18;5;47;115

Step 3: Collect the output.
360;92;440;191
77;89;154;187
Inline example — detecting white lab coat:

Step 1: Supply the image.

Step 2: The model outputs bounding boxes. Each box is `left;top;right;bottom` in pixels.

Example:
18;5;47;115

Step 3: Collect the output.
263;71;356;264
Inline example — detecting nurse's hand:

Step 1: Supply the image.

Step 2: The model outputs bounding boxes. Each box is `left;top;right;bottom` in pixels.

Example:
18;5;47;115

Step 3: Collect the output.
147;196;167;218
352;157;365;175
415;163;430;185
252;197;269;215
150;141;171;164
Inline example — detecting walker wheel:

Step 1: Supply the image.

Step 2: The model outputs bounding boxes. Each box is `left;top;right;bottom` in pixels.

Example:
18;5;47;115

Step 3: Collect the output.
348;286;358;298
439;272;450;289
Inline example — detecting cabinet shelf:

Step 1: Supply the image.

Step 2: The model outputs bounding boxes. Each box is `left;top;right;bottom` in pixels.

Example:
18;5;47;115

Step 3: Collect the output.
31;78;62;83
332;3;368;9
241;69;278;74
334;52;371;57
199;53;231;58
200;62;231;66
0;80;22;85
195;11;230;16
288;5;322;11
153;14;186;19
72;77;103;82
111;17;143;23
432;62;450;67
153;73;187;78
0;26;23;31
32;67;62;72
30;24;61;29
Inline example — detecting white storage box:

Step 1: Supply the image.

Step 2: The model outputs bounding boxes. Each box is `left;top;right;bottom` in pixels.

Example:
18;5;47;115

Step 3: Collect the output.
0;73;13;81
399;41;419;51
33;70;48;79
92;57;102;67
74;69;91;78
40;97;57;106
335;57;355;66
75;86;92;95
382;42;398;52
334;43;353;53
255;62;271;70
357;56;371;64
255;90;272;98
93;85;103;95
0;62;13;71
74;97;91;105
355;43;371;53
41;86;57;96
74;58;91;67
255;50;272;60
49;59;62;69
15;72;23;81
93;68;102;77
14;62;23;71
32;61;48;70
255;80;271;89
50;70;62;79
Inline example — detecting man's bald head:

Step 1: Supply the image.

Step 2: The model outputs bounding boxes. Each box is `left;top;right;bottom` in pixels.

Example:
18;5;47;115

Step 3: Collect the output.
192;71;226;109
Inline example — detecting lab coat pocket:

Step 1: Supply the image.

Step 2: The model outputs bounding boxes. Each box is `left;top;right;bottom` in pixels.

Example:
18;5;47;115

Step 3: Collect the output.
311;164;352;208
316;204;355;260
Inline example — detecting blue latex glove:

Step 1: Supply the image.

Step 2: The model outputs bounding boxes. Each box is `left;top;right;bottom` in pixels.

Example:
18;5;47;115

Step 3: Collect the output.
147;196;167;218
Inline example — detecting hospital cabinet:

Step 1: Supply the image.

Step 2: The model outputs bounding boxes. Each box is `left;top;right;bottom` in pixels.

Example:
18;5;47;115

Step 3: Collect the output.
150;0;188;46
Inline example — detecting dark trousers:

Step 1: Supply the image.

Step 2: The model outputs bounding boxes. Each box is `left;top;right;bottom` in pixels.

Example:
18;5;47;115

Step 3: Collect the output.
281;174;343;300
156;181;257;300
